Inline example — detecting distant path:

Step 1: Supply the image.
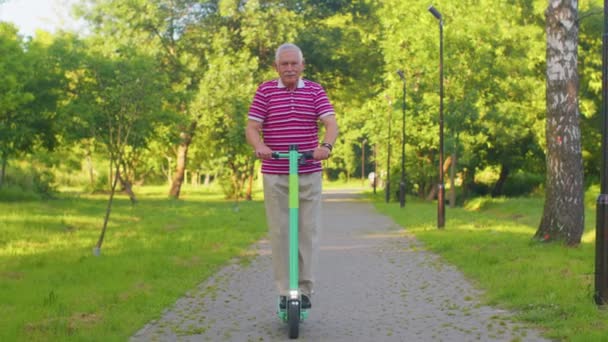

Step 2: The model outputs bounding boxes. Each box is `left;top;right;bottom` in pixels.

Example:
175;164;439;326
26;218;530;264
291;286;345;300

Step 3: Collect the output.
131;190;550;341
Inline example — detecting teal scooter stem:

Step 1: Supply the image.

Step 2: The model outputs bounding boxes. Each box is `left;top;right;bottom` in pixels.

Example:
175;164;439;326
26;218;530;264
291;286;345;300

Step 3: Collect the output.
271;145;313;339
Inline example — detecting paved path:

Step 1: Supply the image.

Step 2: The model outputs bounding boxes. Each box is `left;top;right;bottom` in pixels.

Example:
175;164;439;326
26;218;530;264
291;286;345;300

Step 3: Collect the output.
131;190;550;341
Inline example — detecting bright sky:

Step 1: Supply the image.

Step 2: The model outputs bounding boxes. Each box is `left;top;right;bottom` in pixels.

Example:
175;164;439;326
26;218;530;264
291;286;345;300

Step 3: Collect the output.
0;0;84;37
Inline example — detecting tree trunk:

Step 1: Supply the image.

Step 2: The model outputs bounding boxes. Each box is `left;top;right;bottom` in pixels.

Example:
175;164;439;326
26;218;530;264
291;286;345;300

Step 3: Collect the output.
169;121;197;199
535;0;584;245
109;159;113;190
86;153;95;187
0;152;7;189
449;152;457;207
426;183;437;201
491;164;510;198
169;143;189;198
417;183;425;198
246;161;255;201
165;157;172;185
191;171;198;186
118;168;137;204
442;155;454;204
95;164;120;255
461;167;475;202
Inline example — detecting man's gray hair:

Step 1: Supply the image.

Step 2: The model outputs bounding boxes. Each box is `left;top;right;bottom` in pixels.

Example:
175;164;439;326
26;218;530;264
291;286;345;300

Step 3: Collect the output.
275;43;304;63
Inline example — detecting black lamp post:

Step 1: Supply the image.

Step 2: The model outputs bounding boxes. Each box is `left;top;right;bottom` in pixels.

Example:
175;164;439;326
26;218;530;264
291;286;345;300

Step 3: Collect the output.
397;70;406;208
428;4;445;228
385;96;392;203
595;0;608;306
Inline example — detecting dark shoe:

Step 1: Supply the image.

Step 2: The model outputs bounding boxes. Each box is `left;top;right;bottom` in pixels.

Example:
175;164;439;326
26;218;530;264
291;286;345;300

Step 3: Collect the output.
279;296;287;310
301;295;311;309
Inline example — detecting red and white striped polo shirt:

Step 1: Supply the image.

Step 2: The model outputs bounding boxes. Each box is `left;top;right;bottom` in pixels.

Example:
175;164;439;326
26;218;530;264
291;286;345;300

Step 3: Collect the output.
248;78;335;175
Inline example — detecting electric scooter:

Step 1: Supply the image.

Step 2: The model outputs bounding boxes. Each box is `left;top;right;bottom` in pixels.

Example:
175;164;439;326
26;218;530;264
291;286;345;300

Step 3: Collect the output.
271;145;313;339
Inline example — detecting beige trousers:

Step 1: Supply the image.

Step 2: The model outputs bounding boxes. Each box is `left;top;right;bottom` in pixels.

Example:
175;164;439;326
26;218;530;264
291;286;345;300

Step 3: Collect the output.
263;172;322;297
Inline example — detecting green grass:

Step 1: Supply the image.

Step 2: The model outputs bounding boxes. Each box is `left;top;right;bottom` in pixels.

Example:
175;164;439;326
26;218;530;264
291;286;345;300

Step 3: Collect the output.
0;185;267;341
5;182;608;341
372;190;608;341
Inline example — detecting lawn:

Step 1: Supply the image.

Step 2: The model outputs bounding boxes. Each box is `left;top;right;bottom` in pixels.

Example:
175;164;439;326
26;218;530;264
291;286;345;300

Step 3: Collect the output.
3;182;608;341
0;185;267;341
372;187;608;342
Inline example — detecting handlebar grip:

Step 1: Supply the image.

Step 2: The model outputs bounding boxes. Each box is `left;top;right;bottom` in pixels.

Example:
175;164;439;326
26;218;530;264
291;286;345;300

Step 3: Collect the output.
271;152;280;159
301;151;314;160
299;151;314;165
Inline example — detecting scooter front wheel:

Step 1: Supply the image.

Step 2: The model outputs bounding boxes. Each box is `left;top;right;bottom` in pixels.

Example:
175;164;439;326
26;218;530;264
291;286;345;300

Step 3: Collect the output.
287;299;300;339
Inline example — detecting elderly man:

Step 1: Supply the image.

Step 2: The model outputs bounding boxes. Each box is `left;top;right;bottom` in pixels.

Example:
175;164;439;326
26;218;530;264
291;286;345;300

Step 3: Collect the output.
245;43;339;309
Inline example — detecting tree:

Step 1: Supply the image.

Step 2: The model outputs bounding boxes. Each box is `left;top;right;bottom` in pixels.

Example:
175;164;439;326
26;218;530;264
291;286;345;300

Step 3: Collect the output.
192;29;257;200
75;0;215;199
64;46;169;253
0;24;64;188
578;3;604;182
0;23;32;187
297;0;384;182
370;0;563;203
535;0;584;245
186;0;308;199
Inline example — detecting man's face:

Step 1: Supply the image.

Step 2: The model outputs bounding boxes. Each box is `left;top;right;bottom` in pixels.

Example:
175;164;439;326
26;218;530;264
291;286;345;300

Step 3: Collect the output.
274;49;304;89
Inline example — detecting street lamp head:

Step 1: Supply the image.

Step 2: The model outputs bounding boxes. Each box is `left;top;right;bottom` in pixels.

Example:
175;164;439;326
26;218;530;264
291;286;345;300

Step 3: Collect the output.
428;5;442;21
397;69;405;81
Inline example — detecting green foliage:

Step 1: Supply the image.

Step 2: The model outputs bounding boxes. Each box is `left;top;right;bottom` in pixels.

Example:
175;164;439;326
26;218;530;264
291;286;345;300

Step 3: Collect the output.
2;0;606;201
502;171;544;197
377;0;547;198
0;26;75;164
0;24;35;179
0;159;57;198
0;23;34;136
191;32;258;199
63;45;173;191
0;184;42;201
579;1;604;182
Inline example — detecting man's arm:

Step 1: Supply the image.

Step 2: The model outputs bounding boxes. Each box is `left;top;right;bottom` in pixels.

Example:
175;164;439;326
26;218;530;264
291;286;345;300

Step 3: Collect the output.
320;114;339;146
245;119;273;159
314;114;339;160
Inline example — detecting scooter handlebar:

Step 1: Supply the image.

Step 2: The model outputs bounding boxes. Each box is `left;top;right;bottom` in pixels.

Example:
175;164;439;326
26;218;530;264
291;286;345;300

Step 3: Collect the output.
271;151;315;162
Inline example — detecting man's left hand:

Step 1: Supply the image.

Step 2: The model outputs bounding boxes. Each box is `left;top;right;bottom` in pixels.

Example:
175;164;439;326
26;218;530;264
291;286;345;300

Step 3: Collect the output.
313;146;331;160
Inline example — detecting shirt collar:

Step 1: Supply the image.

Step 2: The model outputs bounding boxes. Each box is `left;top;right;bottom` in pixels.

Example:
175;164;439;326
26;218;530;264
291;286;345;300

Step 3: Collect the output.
277;78;305;89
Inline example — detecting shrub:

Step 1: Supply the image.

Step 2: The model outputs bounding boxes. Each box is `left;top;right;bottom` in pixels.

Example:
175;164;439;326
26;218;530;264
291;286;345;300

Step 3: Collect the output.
502;171;544;197
2;162;56;199
0;184;42;201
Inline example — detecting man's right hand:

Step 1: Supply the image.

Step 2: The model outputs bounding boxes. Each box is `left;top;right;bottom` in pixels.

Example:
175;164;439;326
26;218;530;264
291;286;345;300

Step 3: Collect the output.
255;144;273;160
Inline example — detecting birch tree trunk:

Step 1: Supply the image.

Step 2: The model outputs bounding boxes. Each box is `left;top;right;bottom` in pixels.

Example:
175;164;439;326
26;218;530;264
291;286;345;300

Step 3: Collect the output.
535;0;584;245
